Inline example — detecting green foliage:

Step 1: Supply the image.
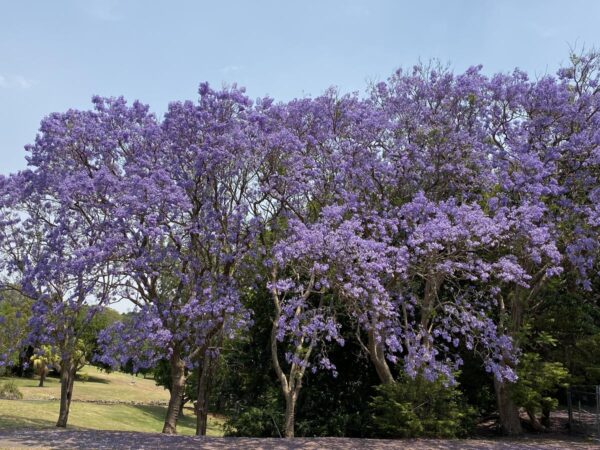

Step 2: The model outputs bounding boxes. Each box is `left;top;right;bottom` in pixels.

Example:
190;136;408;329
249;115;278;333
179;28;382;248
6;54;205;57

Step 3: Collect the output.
511;353;568;420
574;333;600;383
0;381;23;400
368;375;475;438
532;279;600;385
219;286;380;437
456;352;496;417
292;329;379;437
223;387;284;437
77;372;90;382
0;289;33;371
73;338;89;369
78;306;122;368
219;287;285;437
30;345;60;370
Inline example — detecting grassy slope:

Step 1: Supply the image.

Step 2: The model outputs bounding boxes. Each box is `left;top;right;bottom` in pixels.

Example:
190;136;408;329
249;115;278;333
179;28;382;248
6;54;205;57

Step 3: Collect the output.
0;366;170;403
0;367;224;436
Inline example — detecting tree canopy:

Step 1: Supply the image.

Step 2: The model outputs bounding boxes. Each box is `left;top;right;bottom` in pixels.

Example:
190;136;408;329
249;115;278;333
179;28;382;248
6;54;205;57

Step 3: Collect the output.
1;51;599;437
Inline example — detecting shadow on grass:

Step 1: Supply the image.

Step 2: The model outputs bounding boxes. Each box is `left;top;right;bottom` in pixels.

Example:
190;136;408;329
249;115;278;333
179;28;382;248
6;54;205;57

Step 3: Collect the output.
0;376;46;385
0;414;59;429
131;404;198;429
75;374;110;384
131;404;170;421
128;404;224;436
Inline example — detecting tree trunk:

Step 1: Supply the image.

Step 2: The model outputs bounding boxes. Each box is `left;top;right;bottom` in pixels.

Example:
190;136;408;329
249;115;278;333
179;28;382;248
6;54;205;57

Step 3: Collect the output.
541;405;551;428
195;354;212;436
367;329;395;385
179;397;186;417
38;365;47;387
56;362;76;427
269;268;315;439
284;392;297;438
492;288;525;435
527;409;544;431
162;350;187;435
494;377;523;435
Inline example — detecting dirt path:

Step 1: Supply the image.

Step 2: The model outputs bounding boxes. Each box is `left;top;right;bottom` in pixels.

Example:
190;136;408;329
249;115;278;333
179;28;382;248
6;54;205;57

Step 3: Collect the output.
0;429;598;450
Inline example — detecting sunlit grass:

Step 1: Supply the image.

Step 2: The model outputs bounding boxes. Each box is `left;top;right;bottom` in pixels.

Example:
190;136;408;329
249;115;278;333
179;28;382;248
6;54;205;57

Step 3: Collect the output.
0;366;224;436
0;366;170;403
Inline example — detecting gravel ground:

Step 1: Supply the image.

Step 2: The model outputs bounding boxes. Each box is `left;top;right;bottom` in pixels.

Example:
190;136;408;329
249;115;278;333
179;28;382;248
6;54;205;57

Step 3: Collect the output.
0;429;598;450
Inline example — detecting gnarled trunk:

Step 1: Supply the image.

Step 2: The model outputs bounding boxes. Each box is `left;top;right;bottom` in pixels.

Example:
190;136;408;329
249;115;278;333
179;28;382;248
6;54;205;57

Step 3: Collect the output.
527;409;544;431
195;353;213;436
494;377;522;435
162;349;187;434
56;361;76;427
283;391;297;438
271;313;302;438
493;288;525;435
367;328;395;385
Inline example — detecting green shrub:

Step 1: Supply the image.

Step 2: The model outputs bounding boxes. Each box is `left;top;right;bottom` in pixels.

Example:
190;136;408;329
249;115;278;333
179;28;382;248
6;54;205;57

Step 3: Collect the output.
224;406;283;437
0;381;24;400
368;374;475;438
223;388;284;437
77;372;90;382
511;352;568;428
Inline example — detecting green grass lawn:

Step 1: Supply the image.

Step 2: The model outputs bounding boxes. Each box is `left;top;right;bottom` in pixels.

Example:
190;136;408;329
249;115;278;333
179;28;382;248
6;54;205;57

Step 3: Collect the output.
0;366;171;403
0;367;224;436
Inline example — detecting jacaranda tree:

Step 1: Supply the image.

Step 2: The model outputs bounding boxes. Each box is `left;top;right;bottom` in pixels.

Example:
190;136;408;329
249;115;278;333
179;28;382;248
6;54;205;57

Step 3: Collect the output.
1;50;598;437
96;84;277;435
0;164;120;426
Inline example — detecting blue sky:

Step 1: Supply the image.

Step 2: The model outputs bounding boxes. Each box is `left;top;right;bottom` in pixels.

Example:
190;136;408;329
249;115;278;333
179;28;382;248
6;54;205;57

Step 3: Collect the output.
2;0;600;175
